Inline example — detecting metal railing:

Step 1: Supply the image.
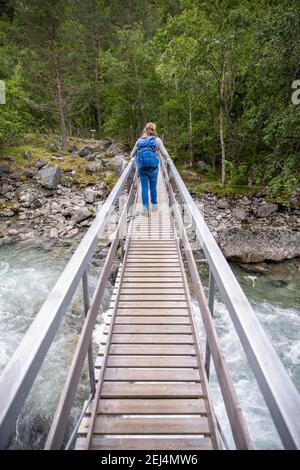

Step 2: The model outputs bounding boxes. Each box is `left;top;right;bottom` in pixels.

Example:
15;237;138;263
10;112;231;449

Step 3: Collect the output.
163;171;252;448
1;152;299;450
0;159;136;449
161;154;300;450
45;171;138;449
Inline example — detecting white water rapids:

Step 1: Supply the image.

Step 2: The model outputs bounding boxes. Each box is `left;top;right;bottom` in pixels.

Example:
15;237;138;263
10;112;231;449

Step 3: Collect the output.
0;241;299;449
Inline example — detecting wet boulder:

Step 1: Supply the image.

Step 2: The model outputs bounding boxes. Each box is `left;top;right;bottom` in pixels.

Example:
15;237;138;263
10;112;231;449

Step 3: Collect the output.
37;165;62;189
113;155;128;175
106;143;123;157
73;206;94;223
79;146;93;158
84;189;97;204
0;164;11;176
85;163;97;174
256;203;278;218
36;159;48;170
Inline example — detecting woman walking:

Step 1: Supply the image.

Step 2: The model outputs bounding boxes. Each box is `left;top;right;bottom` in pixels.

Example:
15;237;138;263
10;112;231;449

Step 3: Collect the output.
130;122;170;216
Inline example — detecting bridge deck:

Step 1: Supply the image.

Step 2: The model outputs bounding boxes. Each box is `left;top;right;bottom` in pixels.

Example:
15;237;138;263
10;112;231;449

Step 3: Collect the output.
75;170;220;450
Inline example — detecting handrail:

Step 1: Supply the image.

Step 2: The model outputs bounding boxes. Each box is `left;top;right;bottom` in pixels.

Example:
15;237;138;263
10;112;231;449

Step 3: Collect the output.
0;159;135;449
163;155;300;449
45;172;137;449
83;188;139;450
161;157;252;449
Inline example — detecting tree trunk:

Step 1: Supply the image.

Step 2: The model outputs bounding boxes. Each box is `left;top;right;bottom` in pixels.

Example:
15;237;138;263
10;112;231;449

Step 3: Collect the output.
94;47;103;137
188;92;193;167
53;55;67;151
220;55;226;186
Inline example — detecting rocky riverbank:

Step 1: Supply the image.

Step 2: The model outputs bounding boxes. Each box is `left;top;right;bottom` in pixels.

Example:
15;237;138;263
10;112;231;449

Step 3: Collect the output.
1;138;300;263
197;192;300;262
0;138;129;246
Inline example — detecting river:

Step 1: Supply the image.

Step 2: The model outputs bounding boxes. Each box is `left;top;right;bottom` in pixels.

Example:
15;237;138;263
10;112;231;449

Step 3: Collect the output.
0;240;299;449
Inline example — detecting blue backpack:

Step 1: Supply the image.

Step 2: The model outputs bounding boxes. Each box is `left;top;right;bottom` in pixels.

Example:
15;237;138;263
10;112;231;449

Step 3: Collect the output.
136;136;159;171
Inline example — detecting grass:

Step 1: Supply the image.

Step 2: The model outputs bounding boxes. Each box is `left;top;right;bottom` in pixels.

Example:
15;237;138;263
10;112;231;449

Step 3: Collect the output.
176;161;260;198
0;200;18;210
104;171;119;190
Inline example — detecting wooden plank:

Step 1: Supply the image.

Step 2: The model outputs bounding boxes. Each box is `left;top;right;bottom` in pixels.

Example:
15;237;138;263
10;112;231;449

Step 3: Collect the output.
131;240;174;242
117;301;187;308
127;253;177;257
131;236;173;239
129;246;176;249
122;273;183;278
129;246;178;253
94;398;206;415
132;227;172;230
131;234;174;236
101;382;203;398
125;267;180;272
120;288;185;294
127;258;179;261
131;229;173;232
103;344;196;355
115;281;184;286
116;309;189;316
121;278;183;283
128;250;178;253
127;252;177;255
75;437;213;450
126;257;179;267
131;235;173;238
117;285;183;293
130;241;175;244
131;229;173;231
104;368;200;382
117;294;186;301
131;227;172;229
111;334;194;344
114;316;190;325
131;222;172;225
127;258;178;261
97;356;198;368
92;416;209;435
131;237;174;240
131;224;171;227
112;325;192;334
130;238;175;240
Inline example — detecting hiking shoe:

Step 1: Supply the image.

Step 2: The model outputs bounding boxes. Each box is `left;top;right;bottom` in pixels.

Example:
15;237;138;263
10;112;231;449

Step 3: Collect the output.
152;204;158;212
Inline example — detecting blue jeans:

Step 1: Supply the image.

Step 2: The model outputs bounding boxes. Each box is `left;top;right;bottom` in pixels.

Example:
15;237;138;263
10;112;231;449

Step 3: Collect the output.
139;167;158;208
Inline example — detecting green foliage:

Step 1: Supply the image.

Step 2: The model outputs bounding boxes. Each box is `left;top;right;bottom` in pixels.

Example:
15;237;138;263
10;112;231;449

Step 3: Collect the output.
225;160;248;186
99;26;161;142
0;0;299;197
266;158;298;208
0;69;33;145
192;183;204;197
104;170;118;190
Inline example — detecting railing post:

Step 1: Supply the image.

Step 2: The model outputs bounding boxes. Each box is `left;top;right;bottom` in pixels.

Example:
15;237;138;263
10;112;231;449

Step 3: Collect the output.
127;168;134;210
119;239;124;261
205;267;215;380
82;269;96;395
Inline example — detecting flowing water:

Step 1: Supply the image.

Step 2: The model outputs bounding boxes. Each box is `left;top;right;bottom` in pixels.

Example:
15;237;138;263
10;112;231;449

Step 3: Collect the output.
0;240;299;449
194;258;300;449
0;239;114;449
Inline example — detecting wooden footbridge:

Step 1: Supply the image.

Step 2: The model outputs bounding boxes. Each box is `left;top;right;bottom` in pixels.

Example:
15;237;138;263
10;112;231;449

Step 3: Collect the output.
0;154;300;450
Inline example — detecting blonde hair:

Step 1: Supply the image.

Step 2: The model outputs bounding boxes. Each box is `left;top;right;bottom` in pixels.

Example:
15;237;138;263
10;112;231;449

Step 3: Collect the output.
142;122;158;137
